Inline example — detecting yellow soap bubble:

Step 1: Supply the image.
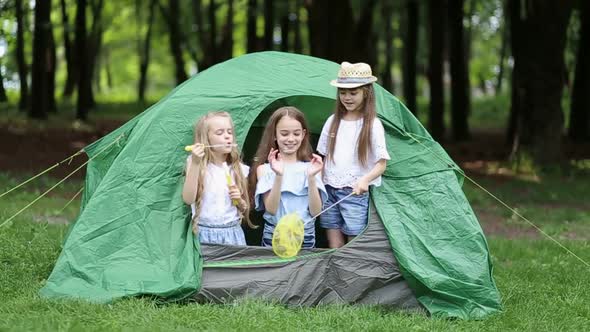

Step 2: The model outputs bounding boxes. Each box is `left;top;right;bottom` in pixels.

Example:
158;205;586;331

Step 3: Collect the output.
272;212;304;258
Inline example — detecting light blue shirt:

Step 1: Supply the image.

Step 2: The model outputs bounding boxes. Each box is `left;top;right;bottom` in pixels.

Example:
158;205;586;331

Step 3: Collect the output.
255;161;328;248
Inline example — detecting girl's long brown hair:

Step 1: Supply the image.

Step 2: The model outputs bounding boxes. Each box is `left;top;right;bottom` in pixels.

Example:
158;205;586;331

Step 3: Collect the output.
326;84;376;167
248;106;313;202
191;111;255;228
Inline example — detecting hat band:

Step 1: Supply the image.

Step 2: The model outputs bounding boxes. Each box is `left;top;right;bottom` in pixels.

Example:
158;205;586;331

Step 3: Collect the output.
337;77;373;83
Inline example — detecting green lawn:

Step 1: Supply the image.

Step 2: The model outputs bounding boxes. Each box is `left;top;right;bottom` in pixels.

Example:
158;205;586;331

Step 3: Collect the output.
1;168;589;331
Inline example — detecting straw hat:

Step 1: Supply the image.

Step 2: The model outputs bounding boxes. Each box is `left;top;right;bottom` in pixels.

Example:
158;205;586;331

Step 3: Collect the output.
330;62;378;88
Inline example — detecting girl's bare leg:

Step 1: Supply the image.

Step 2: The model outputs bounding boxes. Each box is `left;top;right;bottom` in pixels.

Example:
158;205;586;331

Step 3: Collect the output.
326;229;345;248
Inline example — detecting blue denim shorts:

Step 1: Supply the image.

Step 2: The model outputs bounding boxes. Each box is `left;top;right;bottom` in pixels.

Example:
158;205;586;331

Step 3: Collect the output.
319;186;369;236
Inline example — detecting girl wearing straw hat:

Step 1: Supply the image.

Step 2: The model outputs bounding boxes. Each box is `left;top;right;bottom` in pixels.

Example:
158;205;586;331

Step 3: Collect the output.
317;62;391;248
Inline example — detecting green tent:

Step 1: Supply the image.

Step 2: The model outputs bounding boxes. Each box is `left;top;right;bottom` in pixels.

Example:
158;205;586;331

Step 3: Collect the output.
40;51;502;319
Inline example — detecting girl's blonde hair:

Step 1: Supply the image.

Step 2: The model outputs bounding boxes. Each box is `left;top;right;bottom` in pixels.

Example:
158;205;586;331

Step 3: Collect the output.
248;106;313;201
326;85;376;167
191;111;255;228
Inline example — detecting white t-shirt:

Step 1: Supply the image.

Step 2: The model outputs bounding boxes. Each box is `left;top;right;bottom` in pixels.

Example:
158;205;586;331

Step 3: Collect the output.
317;115;390;188
186;157;249;225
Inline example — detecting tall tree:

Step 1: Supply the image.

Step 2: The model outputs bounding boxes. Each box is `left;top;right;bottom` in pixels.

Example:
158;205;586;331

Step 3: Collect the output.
219;0;234;60
292;0;302;53
427;0;446;140
75;0;91;120
61;0;77;97
508;0;573;164
280;12;289;52
190;0;235;70
86;0;105;107
448;0;470;140
0;63;7;102
161;0;188;84
246;0;258;53
246;0;259;52
569;1;590;141
15;0;29;110
403;0;418;114
48;26;57;113
263;0;274;50
382;1;394;93
306;0;377;65
29;0;52;119
138;0;157;102
495;0;509;95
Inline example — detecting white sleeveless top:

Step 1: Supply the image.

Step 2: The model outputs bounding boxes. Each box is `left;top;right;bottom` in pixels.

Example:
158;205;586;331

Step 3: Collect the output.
187;157;249;225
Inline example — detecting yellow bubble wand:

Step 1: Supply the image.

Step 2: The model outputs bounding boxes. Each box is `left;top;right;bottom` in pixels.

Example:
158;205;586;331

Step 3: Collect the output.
222;162;240;206
272;191;356;258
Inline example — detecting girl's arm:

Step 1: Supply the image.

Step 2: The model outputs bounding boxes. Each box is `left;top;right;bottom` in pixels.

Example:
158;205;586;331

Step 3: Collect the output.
258;165;283;215
182;159;201;204
307;175;322;216
182;145;205;205
353;159;387;195
307;154;324;216
354;119;391;194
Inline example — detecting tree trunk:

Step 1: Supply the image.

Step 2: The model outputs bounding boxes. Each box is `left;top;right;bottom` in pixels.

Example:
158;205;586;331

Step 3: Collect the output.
403;0;418;114
263;0;274;50
75;0;91;120
61;0;77;97
448;0;470;140
354;0;378;66
0;66;7;102
105;52;113;89
382;1;393;93
495;0;509;95
163;0;188;84
280;13;289;52
86;0;105;108
139;0;157;102
192;0;211;70
306;0;373;63
508;0;573;164
15;0;29;110
247;0;258;53
208;0;217;64
293;0;302;53
506;0;519;145
427;0;446;140
29;0;52;119
220;0;234;60
48;26;57;113
569;1;590;141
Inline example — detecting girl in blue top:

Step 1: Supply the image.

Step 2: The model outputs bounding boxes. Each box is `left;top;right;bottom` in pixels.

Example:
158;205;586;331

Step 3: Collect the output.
249;107;328;248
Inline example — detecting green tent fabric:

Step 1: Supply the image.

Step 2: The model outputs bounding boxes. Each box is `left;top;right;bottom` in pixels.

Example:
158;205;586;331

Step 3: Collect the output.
40;51;502;319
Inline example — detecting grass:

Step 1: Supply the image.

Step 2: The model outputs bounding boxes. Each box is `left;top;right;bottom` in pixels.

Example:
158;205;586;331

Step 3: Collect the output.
462;162;590;239
0;168;589;331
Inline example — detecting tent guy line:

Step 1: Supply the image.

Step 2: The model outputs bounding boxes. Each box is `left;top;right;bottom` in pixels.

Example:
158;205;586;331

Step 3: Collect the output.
0;134;125;229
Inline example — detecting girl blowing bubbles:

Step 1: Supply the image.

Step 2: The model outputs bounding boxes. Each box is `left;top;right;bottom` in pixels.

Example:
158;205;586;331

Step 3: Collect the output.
249;107;327;248
317;62;391;248
182;111;254;246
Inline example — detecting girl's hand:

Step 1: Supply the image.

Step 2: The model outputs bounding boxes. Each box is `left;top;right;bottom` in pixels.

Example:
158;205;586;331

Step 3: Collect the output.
229;185;247;211
268;148;284;176
353;178;369;195
191;143;205;161
229;185;242;200
308;153;323;177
